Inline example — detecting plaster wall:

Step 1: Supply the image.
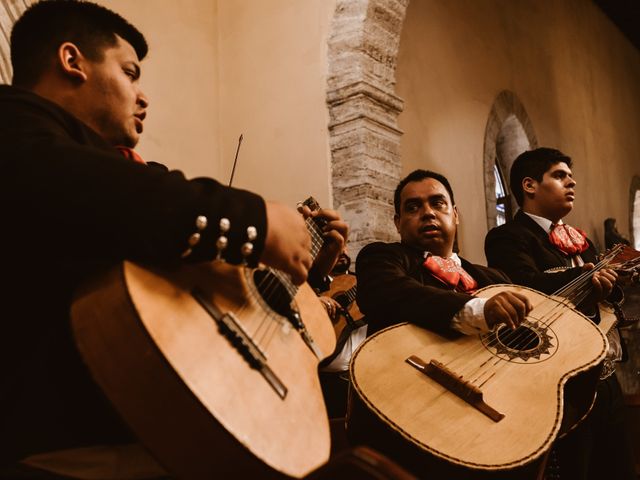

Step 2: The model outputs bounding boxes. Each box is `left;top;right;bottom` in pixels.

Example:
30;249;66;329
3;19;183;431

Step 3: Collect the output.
101;0;335;208
397;0;640;263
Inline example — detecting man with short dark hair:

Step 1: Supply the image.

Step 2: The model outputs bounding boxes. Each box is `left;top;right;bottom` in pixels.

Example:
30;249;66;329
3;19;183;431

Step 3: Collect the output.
0;1;347;478
357;169;531;339
485;147;635;480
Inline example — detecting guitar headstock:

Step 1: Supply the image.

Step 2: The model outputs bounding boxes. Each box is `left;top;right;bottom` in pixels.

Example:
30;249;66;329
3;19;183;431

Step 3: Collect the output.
300;196;327;230
601;244;640;265
601;244;640;284
301;196;321;213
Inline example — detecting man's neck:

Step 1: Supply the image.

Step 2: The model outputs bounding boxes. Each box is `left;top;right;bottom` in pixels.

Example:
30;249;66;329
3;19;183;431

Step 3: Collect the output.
402;241;453;258
521;205;562;224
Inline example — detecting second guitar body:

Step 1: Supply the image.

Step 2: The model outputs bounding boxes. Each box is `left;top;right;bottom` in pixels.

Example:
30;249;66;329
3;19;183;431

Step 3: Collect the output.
347;284;606;478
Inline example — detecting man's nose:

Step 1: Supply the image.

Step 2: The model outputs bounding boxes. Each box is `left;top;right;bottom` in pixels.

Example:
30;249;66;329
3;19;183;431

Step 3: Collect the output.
567;177;576;188
421;204;436;218
138;90;149;109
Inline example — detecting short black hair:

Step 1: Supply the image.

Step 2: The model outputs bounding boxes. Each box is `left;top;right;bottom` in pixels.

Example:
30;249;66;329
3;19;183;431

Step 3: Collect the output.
509;148;573;207
394;169;455;214
11;0;148;87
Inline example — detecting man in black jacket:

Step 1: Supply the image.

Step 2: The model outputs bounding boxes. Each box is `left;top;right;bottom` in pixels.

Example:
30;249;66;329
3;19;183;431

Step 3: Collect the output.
357;169;531;339
0;1;347;478
484;148;634;480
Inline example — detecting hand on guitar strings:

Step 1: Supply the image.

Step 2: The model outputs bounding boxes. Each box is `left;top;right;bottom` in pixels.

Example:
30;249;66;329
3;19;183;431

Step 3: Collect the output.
297;204;349;279
484;291;533;330
319;295;341;321
582;263;617;307
261;201;313;285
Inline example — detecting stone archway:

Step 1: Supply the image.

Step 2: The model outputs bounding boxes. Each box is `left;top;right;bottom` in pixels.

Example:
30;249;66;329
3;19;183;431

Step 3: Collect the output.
0;0;31;83
326;0;410;259
483;90;538;230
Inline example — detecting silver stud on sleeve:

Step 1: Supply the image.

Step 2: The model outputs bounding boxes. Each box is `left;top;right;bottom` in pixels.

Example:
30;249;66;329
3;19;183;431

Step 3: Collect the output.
241;242;254;257
196;215;208;231
241;225;257;264
215;217;231;261
181;215;209;259
188;232;201;246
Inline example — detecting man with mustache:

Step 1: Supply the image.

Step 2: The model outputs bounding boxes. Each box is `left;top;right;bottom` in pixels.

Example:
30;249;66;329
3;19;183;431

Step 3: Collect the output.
356;169;531;340
484;148;635;480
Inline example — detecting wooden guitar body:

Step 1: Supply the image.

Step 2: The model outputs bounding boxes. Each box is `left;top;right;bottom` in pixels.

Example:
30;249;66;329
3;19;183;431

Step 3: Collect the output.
322;274;363;340
71;260;336;479
347;284;606;477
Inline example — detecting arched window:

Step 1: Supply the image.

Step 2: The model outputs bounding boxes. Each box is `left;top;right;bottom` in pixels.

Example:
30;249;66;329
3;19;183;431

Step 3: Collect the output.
494;163;511;226
483;92;537;230
631;176;640;250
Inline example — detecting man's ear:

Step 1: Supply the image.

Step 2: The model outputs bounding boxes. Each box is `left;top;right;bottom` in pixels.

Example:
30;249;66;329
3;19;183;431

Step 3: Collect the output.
58;42;88;82
453;205;459;225
522;177;537;196
393;213;401;233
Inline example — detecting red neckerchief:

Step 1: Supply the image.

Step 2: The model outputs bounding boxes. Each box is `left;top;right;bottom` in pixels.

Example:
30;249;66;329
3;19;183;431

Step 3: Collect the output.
115;146;146;165
423;253;478;293
549;223;589;256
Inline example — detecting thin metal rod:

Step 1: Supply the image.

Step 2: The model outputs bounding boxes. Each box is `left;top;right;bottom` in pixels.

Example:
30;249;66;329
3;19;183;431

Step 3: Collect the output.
228;134;243;187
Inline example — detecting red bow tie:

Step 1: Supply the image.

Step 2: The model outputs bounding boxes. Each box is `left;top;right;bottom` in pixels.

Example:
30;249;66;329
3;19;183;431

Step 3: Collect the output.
115;146;146;165
423;254;478;293
549;223;589;256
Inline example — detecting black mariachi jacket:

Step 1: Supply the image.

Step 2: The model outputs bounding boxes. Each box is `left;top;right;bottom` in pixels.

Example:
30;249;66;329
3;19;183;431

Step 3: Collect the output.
0;85;268;463
484;210;600;294
484;210;626;354
356;242;510;337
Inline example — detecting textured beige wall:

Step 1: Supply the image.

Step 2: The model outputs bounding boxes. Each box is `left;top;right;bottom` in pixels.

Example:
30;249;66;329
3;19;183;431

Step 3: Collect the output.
100;0;335;209
397;0;640;263
217;0;335;208
100;0;221;177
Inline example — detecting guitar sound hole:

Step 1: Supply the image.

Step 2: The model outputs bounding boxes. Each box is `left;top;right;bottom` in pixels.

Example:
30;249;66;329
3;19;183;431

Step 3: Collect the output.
253;269;293;316
496;325;540;351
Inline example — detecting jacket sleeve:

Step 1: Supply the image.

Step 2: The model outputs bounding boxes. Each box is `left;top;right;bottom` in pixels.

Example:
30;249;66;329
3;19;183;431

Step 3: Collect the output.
2;117;267;267
356;243;472;335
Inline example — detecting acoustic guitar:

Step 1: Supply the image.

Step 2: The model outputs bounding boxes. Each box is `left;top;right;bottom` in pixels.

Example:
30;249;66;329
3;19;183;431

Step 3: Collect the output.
71;198;336;479
347;254;620;477
547;243;640;335
319;274;367;366
599;244;640;333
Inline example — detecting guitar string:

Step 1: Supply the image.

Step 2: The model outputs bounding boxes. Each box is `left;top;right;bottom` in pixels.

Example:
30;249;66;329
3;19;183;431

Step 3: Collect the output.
248;216;326;351
216;213;325;355
244;229;323;352
463;259;613;386
443;246;621;384
262;218;325;348
467;274;603;388
478;246;618;355
455;252;614;381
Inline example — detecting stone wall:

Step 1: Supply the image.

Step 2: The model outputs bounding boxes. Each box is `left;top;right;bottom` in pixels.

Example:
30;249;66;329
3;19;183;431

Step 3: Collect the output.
327;0;409;259
0;0;31;83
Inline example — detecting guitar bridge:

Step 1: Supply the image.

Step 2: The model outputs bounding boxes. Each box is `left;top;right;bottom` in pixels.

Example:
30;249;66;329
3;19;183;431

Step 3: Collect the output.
192;288;287;399
406;355;504;422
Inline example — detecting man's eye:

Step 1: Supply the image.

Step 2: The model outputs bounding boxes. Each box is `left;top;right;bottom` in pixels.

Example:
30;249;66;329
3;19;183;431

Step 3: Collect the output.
124;70;136;79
